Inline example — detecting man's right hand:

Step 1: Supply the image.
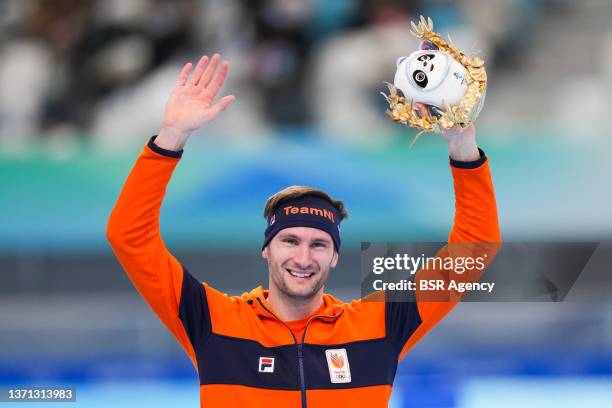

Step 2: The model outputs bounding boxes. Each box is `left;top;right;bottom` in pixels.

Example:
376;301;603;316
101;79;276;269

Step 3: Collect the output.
155;54;235;151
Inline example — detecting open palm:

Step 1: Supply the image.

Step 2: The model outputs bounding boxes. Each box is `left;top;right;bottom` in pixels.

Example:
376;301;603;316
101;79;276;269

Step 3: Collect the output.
162;54;235;135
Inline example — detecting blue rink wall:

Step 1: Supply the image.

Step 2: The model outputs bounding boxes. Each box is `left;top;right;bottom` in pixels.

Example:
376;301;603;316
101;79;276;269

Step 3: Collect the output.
1;351;611;407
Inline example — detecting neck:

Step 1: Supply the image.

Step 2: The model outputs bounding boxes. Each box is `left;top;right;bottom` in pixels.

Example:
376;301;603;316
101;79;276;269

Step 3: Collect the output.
267;286;324;322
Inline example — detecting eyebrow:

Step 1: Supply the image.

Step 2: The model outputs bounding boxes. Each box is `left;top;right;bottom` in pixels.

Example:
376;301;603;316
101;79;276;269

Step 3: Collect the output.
279;234;332;244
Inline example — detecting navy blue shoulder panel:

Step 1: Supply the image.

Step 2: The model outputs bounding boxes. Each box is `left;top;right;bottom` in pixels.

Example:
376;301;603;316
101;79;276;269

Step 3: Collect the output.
178;266;212;355
385;289;422;356
302;338;397;389
198;333;300;390
198;333;399;390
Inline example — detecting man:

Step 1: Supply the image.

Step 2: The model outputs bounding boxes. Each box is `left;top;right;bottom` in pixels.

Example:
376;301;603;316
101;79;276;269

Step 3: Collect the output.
107;54;501;407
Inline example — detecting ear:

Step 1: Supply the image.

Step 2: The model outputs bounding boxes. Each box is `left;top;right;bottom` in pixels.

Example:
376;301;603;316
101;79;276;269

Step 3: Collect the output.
262;246;269;260
419;40;438;50
331;251;339;268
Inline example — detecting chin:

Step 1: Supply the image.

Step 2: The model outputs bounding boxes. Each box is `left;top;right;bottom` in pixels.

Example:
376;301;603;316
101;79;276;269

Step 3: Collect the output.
283;282;320;300
286;287;317;299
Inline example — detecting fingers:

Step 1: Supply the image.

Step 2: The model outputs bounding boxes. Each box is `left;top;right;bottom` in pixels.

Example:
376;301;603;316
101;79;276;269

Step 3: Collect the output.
178;53;228;90
197;53;221;90
205;61;229;99
188;55;209;86
414;102;430;119
208;94;235;117
177;62;193;86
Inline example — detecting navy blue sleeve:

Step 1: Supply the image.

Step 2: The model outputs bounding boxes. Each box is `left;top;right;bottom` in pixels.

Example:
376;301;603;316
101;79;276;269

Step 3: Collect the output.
385;290;422;356
178;266;212;352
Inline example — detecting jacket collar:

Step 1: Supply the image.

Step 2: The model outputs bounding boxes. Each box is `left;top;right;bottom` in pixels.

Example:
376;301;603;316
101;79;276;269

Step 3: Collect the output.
244;285;344;321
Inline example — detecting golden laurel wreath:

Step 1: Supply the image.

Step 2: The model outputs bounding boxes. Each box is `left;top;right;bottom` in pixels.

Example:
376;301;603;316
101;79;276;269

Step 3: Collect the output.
382;16;487;132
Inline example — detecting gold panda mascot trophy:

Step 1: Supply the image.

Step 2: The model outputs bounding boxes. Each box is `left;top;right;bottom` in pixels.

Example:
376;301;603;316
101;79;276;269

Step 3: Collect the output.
383;16;487;133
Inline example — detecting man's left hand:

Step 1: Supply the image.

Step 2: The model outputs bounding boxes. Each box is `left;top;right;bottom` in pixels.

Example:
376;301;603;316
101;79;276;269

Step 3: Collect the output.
415;103;480;162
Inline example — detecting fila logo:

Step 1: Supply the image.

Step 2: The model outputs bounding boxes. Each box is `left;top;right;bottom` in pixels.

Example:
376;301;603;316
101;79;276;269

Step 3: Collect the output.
325;349;351;383
258;357;275;373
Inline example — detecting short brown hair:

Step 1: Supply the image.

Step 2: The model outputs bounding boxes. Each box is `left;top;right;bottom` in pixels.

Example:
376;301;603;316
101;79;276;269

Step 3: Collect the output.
263;186;348;220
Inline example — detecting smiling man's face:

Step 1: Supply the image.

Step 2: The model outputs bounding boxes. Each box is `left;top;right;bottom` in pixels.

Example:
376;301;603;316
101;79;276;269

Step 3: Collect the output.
263;227;338;301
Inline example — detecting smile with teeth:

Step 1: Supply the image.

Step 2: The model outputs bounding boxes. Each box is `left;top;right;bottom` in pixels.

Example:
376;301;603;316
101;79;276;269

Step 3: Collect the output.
287;268;314;279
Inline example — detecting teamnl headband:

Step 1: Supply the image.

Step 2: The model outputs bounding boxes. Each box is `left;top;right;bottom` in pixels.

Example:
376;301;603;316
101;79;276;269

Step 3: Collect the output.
262;196;341;251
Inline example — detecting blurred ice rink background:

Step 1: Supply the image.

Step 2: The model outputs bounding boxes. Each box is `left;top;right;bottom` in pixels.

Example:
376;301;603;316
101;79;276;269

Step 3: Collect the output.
1;0;611;406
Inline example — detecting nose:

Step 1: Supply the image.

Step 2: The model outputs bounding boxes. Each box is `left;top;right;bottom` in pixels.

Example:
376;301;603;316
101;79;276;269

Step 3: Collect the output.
292;244;314;270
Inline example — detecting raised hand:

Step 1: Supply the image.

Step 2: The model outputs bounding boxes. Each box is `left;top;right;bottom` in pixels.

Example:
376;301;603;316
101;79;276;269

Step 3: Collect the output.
156;54;235;151
438;123;479;162
414;103;479;162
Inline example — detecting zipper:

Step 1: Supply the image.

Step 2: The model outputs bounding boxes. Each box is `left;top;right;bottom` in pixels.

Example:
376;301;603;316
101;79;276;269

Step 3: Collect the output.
297;343;306;408
256;298;306;407
256;298;344;408
297;311;344;407
300;309;344;344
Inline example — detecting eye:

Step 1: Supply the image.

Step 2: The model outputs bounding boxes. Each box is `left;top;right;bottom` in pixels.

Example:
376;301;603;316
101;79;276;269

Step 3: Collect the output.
417;54;434;62
283;238;298;245
312;241;328;248
413;70;428;88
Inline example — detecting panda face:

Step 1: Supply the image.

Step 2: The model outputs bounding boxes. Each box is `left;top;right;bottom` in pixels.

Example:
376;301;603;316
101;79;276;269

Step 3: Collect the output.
406;51;449;91
393;49;469;109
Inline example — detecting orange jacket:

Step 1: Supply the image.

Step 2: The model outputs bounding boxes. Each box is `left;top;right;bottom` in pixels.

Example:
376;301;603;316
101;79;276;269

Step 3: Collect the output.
107;137;501;408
